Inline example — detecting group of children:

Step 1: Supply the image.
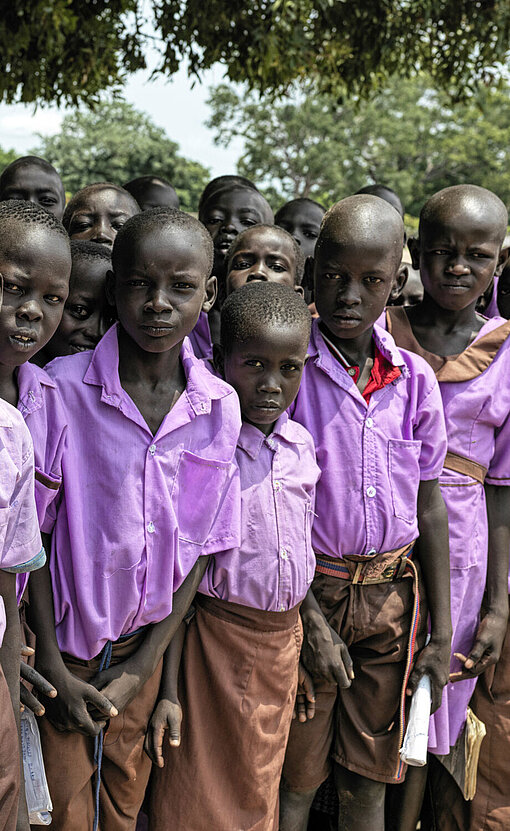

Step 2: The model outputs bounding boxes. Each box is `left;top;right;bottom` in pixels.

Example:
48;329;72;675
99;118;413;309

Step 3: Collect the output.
0;153;508;831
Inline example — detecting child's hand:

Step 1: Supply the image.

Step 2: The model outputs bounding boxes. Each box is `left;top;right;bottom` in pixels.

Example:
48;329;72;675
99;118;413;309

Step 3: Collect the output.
449;609;508;683
42;666;117;735
301;614;354;688
293;663;316;722
144;698;183;767
90;655;150;716
406;638;450;713
19;658;57;717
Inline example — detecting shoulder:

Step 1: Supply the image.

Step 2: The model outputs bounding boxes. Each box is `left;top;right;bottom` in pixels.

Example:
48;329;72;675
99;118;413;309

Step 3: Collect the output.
44;351;92;386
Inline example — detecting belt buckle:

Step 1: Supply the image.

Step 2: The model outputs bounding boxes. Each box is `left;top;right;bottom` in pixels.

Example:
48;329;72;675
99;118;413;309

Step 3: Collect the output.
351;562;364;585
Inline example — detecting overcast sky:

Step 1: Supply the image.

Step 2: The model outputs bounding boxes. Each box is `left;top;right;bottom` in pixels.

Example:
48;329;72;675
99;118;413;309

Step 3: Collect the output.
0;61;244;178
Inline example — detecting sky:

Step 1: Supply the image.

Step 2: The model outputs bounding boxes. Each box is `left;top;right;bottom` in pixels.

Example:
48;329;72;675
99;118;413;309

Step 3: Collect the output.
0;61;244;178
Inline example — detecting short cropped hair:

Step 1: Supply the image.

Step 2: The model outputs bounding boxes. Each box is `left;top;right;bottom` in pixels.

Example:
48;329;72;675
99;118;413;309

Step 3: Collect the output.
63;182;140;228
198;175;258;214
112;207;214;277
356;184;404;218
123;176;179;206
275;197;325;221
419;184;508;243
226;224;305;285
220;281;311;354
70;239;112;265
0;199;70;248
0;156;65;200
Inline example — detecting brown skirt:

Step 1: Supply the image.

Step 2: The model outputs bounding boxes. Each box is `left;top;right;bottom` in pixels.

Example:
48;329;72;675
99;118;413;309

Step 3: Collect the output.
149;595;302;831
0;664;19;831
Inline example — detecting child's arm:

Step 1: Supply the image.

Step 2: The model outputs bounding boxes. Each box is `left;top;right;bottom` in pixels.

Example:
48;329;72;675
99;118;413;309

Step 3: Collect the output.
407;478;451;713
28;539;118;736
450;483;510;682
90;556;209;716
299;587;354;688
19;647;57;717
144;621;186;767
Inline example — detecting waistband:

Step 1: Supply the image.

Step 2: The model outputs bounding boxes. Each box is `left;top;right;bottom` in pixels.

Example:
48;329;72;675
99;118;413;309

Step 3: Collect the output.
196;594;301;631
62;627;147;669
443;451;487;485
315;542;414;584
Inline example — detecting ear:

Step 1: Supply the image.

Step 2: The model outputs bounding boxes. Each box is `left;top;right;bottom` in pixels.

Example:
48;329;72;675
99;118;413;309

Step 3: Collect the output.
212;342;225;377
294;284;304;298
407;238;420;271
495;246;510;277
202;275;218;313
302;256;315;297
389;264;409;302
105;270;116;307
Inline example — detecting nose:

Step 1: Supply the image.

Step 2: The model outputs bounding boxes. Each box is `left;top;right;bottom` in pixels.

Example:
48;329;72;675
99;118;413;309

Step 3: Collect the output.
17;299;42;322
259;371;282;394
145;289;173;314
246;261;270;282
448;260;471;275
91;218;114;245
337;279;361;306
220;216;237;234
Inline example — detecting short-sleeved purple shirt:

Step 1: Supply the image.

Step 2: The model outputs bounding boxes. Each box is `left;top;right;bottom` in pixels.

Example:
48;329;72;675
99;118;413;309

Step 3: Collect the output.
45;324;242;659
199;414;320;611
291;320;447;559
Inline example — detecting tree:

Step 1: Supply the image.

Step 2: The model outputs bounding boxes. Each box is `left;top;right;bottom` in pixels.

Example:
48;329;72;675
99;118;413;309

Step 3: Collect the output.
33;99;209;211
206;78;510;216
1;2;510;106
0;147;19;172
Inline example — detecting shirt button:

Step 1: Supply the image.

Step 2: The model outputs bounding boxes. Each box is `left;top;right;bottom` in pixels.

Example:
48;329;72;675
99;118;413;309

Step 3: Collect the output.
149;444;156;455
366;417;374;428
267;438;275;449
280;548;288;560
366;486;376;498
279;604;286;612
348;367;356;376
274;480;282;492
147;521;156;534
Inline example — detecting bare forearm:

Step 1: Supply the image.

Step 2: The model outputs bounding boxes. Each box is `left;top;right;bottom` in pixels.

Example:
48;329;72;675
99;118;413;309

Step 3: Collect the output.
159;622;186;701
485;484;510;615
0;572;21;725
416;479;451;642
26;541;67;680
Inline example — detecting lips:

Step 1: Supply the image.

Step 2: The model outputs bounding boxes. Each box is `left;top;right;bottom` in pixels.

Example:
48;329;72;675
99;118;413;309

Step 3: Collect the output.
141;322;174;337
253;401;281;410
216;236;235;253
9;331;38;349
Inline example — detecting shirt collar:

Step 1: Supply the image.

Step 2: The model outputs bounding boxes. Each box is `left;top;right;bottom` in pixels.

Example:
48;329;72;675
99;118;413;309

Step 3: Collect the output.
83;323;234;416
237;412;307;460
309;318;409;380
17;362;56;417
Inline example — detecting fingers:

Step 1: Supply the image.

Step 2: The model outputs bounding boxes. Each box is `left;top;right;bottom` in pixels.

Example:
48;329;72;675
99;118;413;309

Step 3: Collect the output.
299;666;316;720
20;663;57;698
21;644;35;657
167;704;182;748
20;683;45;716
145;724;165;767
449;650;494;683
84;686;118;718
332;644;354;689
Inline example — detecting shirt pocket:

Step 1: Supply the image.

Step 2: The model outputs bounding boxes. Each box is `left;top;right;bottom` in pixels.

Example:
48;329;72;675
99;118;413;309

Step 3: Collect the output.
173;450;231;546
388;439;422;524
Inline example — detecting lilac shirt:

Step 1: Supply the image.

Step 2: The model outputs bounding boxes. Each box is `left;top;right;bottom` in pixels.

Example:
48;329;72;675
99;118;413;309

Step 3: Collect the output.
188;311;213;361
45;324;242;659
199;415;320;611
291;320;447;559
0;400;44;646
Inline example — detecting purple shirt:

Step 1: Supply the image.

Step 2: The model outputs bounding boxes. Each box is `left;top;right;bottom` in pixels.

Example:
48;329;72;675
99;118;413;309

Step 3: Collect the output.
0;400;44;646
291;320;447;559
45;324;242;659
188;311;213;361
199;415;320;611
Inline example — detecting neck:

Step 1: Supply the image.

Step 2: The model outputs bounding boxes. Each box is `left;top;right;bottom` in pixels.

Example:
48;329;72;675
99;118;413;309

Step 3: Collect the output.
117;326;183;388
412;291;480;333
320;321;374;366
0;361;19;406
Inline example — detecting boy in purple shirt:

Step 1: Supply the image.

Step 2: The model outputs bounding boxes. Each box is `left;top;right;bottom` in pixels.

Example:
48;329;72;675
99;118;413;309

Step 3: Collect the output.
63;182;140;248
29;208;241;831
279;195;451;831
147;283;319;831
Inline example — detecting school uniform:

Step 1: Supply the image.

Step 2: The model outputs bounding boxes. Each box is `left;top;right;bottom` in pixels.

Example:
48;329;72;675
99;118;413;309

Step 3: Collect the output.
0;400;44;831
282;319;447;790
40;324;242;831
188;310;213;360
150;414;320;831
386;307;510;756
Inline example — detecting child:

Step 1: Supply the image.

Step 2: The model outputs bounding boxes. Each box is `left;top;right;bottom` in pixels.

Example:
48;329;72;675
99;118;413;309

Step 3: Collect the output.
35;241;111;364
355;183;405;219
28;207;241;831
275;197;325;260
279;195;451;831
496;257;510;319
0;400;45;831
148;282;319;831
225;225;304;295
123;176;179;211
63;182;139;247
382;184;510;828
0;156;66;220
197;174;258;215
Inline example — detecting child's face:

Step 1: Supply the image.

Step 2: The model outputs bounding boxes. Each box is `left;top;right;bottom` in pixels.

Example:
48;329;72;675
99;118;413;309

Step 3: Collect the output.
314;238;398;341
411;211;503;312
112;226;215;354
136;183;179;211
0;228;70;367
44;258;109;360
276;202;324;259
201;190;272;268
1;167;65;220
67;189;138;247
222;323;308;435
226;227;297;294
497;264;510;319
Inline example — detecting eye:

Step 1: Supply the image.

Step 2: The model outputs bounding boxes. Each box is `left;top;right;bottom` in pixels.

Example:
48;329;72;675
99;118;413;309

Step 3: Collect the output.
364;276;383;284
281;363;299;372
111;219;127;231
270;263;287;272
241;218;257;227
232;259;251;270
245;359;263;368
3;281;22;294
39;197;57;206
205;215;222;226
45;294;63;304
70;221;93;233
430;249;450;256
173;281;194;290
127;278;149;288
323;272;340;280
471;252;491;259
303;230;318;239
68;304;90;319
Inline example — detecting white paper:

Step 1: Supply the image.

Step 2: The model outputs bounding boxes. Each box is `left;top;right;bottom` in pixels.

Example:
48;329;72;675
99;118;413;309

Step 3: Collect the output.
399;675;431;766
21;709;53;822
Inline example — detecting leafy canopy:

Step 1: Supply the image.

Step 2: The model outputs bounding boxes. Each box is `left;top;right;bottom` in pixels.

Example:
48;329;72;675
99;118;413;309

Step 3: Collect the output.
1;1;510;105
33;98;210;211
206;77;510;216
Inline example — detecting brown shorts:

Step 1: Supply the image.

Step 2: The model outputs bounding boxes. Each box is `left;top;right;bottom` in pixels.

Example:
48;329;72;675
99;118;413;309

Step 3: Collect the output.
36;632;162;831
0;665;19;831
282;566;427;789
150;596;303;831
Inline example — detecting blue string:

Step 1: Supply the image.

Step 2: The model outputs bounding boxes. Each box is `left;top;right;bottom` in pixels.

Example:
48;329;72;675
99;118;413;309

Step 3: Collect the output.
93;640;113;831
